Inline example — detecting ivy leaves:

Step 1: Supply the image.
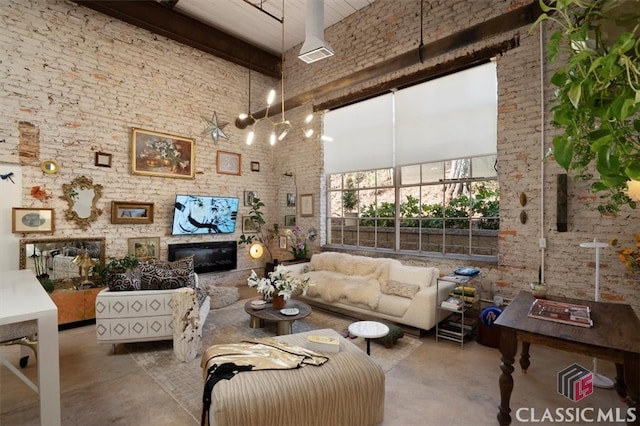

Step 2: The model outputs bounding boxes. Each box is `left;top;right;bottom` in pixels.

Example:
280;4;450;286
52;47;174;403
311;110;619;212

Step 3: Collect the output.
534;0;640;214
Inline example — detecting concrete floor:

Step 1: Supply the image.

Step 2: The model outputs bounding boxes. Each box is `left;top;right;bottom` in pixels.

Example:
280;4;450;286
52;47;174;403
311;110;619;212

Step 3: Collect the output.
0;296;630;426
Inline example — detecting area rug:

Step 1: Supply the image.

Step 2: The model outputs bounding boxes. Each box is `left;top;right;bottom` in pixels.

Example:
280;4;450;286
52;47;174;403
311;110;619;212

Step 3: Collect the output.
125;300;422;423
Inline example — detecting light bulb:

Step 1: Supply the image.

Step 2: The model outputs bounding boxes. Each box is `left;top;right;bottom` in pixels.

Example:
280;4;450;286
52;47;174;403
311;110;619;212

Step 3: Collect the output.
320;135;334;142
278;128;290;141
270;132;276;146
238;113;248;120
246;129;255;145
305;114;313;124
267;89;276;106
304;129;314;138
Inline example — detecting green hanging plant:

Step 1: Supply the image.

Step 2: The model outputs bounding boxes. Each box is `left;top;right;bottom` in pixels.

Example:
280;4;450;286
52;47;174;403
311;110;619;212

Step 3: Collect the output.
533;0;640;214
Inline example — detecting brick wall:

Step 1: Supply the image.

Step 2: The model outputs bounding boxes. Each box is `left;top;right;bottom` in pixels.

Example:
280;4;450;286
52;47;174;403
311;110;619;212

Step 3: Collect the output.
1;0;638;311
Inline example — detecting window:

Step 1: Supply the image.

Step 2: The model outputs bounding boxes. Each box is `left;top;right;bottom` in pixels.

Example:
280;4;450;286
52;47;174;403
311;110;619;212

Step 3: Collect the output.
327;156;499;257
323;62;498;259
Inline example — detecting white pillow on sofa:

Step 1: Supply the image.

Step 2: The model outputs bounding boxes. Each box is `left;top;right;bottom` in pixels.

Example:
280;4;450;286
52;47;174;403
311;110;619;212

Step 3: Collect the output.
388;261;436;288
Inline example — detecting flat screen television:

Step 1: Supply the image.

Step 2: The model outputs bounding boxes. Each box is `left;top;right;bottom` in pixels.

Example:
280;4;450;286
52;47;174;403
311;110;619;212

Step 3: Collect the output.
172;194;239;235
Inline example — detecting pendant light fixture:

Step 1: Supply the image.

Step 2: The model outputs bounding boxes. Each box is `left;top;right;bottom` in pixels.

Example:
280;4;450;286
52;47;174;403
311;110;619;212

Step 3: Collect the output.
238;0;314;146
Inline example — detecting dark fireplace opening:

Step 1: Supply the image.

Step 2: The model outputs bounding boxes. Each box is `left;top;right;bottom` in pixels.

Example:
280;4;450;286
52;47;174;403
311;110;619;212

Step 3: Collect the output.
168;241;237;274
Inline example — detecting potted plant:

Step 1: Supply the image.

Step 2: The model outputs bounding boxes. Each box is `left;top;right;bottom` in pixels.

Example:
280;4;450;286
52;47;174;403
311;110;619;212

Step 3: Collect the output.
343;176;358;226
90;254;140;285
246;265;310;309
238;197;279;266
533;0;640;215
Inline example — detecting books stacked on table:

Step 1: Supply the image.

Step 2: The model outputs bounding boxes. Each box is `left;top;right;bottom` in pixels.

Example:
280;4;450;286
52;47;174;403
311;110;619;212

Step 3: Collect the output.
440;296;464;310
306;335;340;353
527;298;593;328
438;320;474;338
450;286;477;304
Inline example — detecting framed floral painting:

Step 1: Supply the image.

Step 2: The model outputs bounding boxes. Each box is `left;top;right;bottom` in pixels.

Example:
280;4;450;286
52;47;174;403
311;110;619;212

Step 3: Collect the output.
131;128;195;179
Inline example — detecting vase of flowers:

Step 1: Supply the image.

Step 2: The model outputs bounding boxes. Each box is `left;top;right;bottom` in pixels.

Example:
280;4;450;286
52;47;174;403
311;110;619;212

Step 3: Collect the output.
285;226;317;260
610;233;640;275
247;266;310;308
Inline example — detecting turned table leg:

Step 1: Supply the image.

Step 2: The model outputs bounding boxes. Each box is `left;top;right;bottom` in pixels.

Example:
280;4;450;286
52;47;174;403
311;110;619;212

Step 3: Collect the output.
498;328;517;426
519;341;531;373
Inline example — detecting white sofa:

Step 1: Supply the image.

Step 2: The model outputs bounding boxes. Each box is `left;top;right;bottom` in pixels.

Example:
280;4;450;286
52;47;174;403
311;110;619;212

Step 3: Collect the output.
285;252;455;331
95;284;210;346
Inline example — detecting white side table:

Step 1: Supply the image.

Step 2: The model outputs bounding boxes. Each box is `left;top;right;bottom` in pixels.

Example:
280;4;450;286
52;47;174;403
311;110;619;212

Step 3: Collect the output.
348;321;389;355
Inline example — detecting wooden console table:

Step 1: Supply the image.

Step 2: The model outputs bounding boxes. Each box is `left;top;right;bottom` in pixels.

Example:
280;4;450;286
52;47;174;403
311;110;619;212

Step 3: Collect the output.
0;270;61;425
495;291;639;425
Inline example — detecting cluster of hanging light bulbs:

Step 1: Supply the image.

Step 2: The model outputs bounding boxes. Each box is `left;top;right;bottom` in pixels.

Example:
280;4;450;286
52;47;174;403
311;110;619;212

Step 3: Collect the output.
238;88;313;146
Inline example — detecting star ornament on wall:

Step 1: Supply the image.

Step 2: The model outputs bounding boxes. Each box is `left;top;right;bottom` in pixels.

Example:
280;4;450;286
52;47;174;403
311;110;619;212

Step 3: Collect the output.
202;111;229;144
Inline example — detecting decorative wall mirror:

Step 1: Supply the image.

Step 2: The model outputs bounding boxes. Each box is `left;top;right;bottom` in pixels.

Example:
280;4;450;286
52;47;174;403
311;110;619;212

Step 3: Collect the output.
41;159;59;174
19;237;106;288
62;175;103;230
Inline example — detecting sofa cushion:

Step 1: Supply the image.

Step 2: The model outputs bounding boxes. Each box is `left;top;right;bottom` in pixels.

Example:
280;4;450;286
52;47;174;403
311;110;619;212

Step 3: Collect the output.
140;263;196;290
382;280;420;299
387;261;436;288
107;268;141;291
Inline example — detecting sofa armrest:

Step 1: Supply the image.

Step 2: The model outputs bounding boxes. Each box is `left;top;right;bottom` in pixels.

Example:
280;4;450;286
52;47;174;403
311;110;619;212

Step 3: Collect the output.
401;279;456;330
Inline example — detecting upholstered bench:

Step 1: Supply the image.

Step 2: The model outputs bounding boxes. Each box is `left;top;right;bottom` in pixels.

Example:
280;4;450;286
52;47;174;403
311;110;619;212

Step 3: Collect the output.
201;328;385;426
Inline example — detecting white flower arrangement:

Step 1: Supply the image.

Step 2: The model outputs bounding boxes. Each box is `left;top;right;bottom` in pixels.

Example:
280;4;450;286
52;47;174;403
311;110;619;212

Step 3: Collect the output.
247;265;311;300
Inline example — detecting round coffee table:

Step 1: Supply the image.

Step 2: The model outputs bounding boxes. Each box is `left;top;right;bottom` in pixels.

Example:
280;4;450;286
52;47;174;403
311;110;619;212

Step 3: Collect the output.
244;299;312;335
348;321;390;355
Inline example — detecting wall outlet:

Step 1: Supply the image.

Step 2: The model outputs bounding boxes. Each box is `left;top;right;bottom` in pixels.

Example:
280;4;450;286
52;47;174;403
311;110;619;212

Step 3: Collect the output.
493;295;504;306
539;238;547;249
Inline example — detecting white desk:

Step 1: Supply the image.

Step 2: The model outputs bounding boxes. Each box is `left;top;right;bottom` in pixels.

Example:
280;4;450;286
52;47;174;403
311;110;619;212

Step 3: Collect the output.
0;270;60;425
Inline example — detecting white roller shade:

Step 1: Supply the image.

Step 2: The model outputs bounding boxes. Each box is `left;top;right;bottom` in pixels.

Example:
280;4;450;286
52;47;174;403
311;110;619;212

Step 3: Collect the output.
323;93;394;174
395;61;497;164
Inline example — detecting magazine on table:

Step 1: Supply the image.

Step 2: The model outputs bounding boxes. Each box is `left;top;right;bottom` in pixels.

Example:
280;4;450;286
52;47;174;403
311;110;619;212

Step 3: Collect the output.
527;298;593;328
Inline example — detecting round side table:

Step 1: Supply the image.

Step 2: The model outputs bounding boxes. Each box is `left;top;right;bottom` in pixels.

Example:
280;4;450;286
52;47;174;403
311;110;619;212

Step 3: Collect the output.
348;321;389;355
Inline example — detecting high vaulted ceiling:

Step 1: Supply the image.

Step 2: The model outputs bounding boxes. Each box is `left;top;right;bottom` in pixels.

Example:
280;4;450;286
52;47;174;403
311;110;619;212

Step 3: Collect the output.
74;0;376;78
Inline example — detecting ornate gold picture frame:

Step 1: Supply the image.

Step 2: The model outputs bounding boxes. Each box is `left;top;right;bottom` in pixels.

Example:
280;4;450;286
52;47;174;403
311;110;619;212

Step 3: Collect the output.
131;128;195;179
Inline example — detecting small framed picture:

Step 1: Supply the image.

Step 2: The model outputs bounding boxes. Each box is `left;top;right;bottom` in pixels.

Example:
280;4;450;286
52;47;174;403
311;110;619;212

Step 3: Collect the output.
300;194;314;217
12;208;54;233
217;150;241;175
111;201;154;224
128;237;160;260
250;161;260;172
94;152;112;168
242;216;258;233
244;190;257;206
284;215;296;226
279;236;287;249
287;193;296;207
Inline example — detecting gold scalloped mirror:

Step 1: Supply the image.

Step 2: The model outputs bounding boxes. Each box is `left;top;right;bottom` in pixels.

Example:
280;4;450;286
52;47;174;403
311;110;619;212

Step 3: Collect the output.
41;159;59;174
62;176;103;230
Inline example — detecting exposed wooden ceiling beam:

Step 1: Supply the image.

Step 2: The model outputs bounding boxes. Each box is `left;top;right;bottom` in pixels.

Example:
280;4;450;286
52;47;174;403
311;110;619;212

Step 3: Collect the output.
71;0;281;78
236;1;543;128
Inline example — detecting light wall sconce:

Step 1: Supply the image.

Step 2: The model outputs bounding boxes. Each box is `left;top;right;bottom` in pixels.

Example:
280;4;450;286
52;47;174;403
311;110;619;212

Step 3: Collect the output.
249;243;264;259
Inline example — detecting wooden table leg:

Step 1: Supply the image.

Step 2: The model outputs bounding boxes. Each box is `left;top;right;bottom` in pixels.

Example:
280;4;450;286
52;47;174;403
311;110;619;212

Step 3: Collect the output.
615;363;627;401
623;354;639;425
498;328;517;426
519;341;531;373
